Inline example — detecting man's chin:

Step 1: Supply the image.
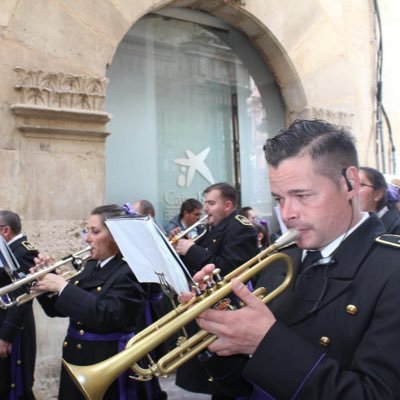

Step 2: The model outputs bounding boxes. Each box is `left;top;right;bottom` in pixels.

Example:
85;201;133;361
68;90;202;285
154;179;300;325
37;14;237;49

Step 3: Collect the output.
296;233;316;249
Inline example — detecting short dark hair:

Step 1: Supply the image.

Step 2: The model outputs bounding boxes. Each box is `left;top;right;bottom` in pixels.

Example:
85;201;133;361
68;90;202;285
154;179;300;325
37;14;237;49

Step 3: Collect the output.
238;206;253;219
204;182;238;207
138;200;155;218
264;119;359;184
0;210;22;235
179;198;203;219
91;204;127;225
360;166;388;210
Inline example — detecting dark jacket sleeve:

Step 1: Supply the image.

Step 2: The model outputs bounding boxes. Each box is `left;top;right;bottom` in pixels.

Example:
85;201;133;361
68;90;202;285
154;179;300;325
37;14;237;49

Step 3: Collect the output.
54;269;144;332
184;223;258;275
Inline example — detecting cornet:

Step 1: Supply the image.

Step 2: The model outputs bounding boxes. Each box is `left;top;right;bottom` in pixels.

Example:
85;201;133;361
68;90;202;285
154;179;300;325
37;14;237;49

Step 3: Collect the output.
0;247;91;309
63;229;299;400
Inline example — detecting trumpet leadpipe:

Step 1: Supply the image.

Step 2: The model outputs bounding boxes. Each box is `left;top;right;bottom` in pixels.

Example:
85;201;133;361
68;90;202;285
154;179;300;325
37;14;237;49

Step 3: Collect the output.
0;246;91;308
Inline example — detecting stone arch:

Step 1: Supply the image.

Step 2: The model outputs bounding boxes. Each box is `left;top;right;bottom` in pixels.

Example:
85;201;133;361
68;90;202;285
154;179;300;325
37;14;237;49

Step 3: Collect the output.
106;0;307;120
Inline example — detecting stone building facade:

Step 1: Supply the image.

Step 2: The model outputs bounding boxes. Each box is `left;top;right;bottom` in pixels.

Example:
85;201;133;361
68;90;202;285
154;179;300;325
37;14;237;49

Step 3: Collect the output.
0;0;399;398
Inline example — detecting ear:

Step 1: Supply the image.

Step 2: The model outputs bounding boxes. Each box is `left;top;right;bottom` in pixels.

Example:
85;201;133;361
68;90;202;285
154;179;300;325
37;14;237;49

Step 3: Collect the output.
374;188;385;202
224;200;234;212
343;166;360;198
1;225;12;240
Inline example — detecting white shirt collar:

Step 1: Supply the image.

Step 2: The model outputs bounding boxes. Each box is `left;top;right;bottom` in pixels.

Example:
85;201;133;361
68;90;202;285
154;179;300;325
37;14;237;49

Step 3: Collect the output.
99;255;116;268
7;233;24;246
377;206;388;218
302;212;369;259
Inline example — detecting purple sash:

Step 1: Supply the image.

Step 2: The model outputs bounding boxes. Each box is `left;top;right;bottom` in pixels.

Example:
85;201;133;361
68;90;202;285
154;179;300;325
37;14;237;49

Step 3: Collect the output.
67;326;137;400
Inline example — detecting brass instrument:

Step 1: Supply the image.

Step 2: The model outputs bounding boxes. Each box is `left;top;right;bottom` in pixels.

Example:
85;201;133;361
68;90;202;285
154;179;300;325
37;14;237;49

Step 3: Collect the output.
0;247;91;309
169;214;208;244
63;229;299;400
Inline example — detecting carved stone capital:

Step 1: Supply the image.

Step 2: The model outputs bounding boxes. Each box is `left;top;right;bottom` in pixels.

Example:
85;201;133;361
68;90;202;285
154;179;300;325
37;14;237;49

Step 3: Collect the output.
14;66;108;112
12;67;111;141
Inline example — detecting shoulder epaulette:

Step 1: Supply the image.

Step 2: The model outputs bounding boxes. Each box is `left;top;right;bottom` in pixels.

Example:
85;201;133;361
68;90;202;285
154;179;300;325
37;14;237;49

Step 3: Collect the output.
21;241;38;251
235;215;253;226
375;234;400;249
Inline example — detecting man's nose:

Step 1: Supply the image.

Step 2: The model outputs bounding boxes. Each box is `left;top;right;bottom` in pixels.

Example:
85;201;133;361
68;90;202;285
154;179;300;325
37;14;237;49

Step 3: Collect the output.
280;200;297;223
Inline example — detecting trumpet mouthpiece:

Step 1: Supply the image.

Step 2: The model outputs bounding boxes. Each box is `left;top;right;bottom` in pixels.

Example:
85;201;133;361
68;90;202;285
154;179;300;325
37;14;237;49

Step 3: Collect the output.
274;229;300;249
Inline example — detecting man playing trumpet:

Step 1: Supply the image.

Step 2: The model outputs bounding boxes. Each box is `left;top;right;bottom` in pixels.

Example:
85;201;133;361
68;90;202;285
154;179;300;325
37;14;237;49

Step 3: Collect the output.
0;210;38;400
190;120;400;399
173;183;258;399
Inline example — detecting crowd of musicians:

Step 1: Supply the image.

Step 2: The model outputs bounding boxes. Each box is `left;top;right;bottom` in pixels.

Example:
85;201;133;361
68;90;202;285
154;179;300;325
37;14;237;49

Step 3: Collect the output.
1;119;400;400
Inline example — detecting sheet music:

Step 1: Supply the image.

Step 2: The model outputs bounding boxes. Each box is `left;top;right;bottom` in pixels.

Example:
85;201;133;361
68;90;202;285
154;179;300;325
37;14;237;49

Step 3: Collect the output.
106;217;191;294
0;236;21;280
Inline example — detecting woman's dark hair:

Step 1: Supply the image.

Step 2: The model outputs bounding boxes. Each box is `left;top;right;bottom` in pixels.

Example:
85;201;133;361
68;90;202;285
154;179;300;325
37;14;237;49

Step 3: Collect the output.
91;204;127;225
254;222;270;248
359;166;388;210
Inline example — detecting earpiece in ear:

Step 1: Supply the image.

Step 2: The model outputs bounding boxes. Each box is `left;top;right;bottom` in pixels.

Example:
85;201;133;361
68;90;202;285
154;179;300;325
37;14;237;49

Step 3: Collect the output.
341;168;353;192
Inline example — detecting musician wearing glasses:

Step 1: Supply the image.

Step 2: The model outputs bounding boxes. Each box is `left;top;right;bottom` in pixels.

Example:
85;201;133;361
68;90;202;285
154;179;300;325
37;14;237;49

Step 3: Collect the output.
359;166;400;234
191;120;400;399
174;183;258;399
164;198;204;239
34;205;166;400
0;210;38;400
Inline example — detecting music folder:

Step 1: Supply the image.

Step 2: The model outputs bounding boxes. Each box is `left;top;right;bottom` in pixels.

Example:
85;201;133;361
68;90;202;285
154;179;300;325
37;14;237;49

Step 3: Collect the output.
106;216;191;294
0;236;23;281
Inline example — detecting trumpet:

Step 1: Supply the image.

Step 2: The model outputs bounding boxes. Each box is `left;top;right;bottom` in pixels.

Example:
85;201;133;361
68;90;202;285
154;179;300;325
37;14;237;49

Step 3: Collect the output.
63;229;299;400
0;247;92;309
169;214;208;244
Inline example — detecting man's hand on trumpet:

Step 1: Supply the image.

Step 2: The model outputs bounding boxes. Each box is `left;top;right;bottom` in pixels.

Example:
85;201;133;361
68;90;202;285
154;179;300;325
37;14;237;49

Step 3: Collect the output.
174;238;195;256
30;254;68;294
169;228;195;255
187;263;276;357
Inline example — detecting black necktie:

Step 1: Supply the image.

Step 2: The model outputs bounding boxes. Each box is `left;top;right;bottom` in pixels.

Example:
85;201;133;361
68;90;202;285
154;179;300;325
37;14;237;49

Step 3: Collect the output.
296;250;328;308
300;250;322;274
92;262;101;277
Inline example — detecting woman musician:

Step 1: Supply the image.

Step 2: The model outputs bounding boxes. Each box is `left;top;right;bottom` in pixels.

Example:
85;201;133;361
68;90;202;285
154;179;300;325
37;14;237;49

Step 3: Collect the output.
33;204;166;400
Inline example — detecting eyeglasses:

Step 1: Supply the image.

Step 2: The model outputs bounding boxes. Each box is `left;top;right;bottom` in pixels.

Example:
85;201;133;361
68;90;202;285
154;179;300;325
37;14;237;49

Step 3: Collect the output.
360;183;375;189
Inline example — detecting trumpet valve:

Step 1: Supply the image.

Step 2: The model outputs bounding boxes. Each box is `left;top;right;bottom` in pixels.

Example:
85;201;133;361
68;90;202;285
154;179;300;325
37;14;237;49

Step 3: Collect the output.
192;283;203;297
212;268;223;284
203;275;215;291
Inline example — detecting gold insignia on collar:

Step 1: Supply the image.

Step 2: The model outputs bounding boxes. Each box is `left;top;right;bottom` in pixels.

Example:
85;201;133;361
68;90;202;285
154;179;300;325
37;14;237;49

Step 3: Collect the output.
375;234;400;249
21;241;37;251
235;215;252;226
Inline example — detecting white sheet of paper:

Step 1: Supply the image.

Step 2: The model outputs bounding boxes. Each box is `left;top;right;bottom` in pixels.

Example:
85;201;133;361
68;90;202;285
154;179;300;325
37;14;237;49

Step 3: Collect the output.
106;217;191;294
0;236;21;279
